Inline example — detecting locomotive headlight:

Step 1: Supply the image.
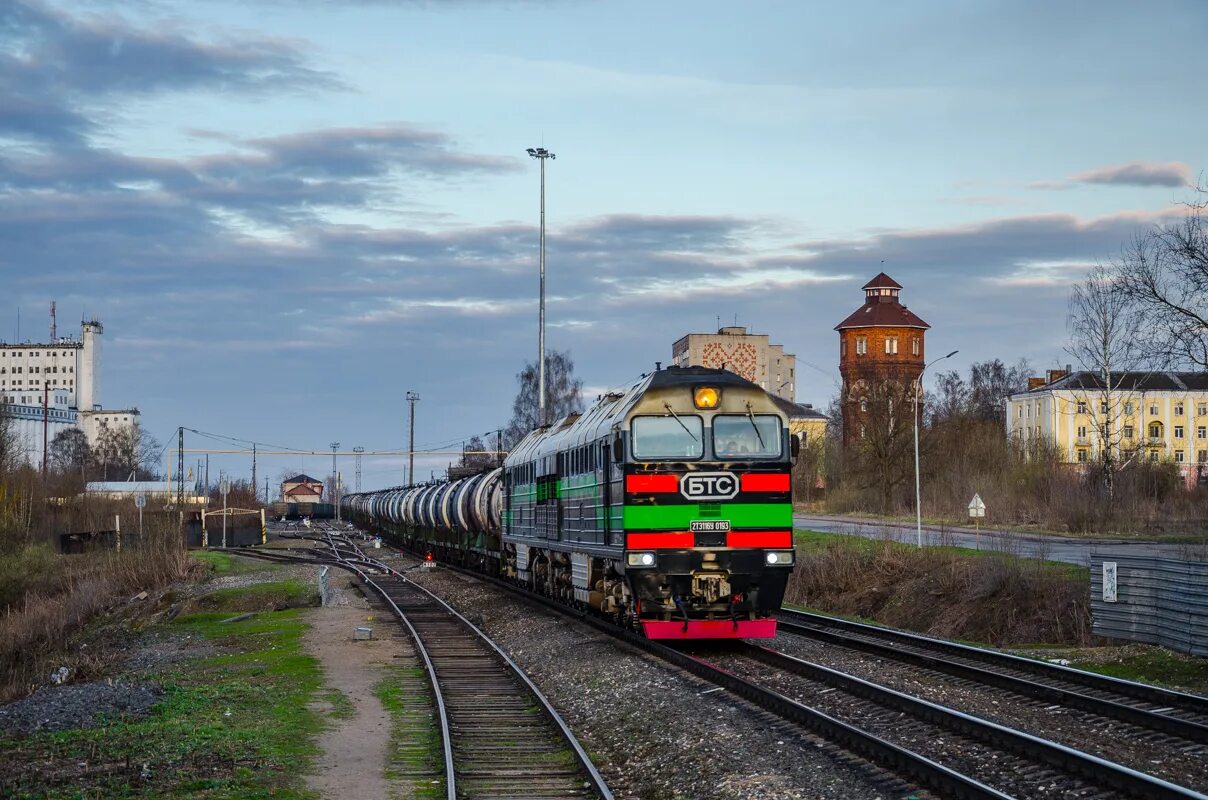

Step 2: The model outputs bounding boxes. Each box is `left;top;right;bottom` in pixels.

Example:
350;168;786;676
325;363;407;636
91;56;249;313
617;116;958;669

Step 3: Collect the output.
765;550;795;565
693;386;720;409
626;552;657;567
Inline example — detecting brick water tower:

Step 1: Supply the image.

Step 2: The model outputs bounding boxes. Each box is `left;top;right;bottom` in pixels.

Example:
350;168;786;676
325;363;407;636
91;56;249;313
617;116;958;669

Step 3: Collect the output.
835;273;930;447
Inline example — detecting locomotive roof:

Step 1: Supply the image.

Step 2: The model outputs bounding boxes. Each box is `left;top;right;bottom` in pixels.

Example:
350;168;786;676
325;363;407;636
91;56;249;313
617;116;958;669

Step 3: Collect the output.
505;365;771;466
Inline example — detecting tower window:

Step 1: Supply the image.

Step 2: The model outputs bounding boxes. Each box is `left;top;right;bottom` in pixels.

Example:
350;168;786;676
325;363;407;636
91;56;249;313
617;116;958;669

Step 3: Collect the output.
911;337;919;356
855;336;867;355
885;336;898;355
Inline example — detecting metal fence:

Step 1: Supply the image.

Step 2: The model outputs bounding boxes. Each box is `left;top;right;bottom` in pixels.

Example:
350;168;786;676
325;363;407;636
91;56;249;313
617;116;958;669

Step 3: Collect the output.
1089;551;1208;656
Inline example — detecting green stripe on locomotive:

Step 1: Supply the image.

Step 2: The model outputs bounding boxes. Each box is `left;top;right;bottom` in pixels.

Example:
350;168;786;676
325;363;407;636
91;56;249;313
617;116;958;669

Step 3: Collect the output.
622;502;791;530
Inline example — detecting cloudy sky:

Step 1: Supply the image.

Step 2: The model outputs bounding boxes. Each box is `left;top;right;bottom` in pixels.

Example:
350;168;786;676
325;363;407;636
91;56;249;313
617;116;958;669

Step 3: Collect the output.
2;0;1205;490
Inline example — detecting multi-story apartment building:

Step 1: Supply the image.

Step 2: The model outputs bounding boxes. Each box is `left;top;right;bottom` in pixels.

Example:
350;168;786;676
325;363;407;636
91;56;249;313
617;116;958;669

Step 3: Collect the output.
672;326;797;400
1006;370;1208;482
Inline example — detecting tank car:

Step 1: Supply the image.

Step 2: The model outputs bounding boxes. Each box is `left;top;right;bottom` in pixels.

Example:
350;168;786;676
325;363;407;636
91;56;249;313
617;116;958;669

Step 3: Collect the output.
343;365;798;639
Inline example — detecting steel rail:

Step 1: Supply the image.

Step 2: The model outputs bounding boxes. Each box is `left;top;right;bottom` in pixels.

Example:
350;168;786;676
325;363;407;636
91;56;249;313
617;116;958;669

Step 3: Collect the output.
745;644;1206;800
231;539;612;800
230;546;456;800
410;554;1208;800
776;615;1208;743
780;608;1208;716
425;562;1009;800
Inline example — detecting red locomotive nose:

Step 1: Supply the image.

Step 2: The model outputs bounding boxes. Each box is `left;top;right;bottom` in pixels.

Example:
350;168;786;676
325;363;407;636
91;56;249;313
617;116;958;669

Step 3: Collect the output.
425;552;434;562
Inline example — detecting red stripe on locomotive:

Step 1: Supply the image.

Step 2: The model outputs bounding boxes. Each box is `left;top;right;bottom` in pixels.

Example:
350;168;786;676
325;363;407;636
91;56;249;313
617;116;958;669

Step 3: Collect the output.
626;532;694;548
739;472;790;492
726;530;792;548
625;474;679;493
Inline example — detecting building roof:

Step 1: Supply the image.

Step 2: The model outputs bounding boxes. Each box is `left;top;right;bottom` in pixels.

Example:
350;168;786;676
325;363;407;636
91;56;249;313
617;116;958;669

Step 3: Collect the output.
1018;371;1208;394
862;272;902;290
770;395;828;420
282;474;322;485
835;302;930;331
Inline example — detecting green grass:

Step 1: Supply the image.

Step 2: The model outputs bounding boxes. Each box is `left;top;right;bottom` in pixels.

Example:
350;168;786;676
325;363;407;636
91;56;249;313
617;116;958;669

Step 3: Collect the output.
190;551;285;576
0;585;326;799
319;688;356;721
375;666;444;800
1064;649;1208;695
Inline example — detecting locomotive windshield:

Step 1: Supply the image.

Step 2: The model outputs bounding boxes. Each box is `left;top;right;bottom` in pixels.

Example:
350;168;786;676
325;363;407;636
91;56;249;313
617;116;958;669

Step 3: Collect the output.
632;415;704;459
713;414;783;459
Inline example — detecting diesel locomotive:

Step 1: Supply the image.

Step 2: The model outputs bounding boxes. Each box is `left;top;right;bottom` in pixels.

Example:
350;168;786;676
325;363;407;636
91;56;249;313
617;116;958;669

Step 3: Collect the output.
342;365;798;639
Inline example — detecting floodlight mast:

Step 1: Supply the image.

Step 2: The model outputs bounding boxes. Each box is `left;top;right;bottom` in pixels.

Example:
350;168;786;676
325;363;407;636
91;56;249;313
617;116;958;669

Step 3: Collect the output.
527;146;555;427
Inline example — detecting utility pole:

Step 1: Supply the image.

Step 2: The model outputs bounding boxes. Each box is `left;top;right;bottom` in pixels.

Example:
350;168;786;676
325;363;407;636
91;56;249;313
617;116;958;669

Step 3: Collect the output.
913;350;959;547
251;443;257;503
496;429;504;467
353;446;364;492
177;427;185;507
406;391;419;485
526;146;555;427
41;384;48;478
205;454;209;498
329;442;339;505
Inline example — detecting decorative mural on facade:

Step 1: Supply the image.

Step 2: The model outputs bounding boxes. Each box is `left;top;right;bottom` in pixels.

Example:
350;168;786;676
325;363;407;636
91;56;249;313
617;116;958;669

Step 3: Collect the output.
700;342;758;382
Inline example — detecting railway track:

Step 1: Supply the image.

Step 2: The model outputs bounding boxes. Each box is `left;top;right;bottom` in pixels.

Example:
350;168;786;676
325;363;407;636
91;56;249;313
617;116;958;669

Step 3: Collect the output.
703;642;1203;800
227;539;612;800
777;607;1208;742
372;546;1208;800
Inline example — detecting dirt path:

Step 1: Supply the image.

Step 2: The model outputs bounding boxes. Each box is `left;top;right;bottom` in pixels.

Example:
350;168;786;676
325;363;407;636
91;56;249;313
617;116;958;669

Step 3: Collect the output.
303;598;407;800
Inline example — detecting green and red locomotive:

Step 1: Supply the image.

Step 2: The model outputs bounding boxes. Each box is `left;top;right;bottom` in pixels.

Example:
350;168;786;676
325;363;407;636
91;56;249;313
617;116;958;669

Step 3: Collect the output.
343;365;798;639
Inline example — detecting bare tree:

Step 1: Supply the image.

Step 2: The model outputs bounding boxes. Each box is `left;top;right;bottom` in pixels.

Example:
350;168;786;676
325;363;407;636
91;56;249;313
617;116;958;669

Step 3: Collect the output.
503;350;584;447
458;435;498;470
1117;186;1208;368
845;379;916;512
49;428;91;476
930;359;1032;426
1066;265;1148;502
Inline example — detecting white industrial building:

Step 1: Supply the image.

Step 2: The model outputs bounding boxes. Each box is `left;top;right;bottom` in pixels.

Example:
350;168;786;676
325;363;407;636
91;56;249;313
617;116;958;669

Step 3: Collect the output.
0;319;141;467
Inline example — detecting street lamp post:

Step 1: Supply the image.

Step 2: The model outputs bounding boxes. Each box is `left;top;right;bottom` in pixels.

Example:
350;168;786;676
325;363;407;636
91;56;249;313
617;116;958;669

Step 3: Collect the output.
914;350;959;547
526;146;555;427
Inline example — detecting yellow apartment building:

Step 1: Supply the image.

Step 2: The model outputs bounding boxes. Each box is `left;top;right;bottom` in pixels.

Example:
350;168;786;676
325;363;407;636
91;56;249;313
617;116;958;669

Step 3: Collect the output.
1006;370;1208;482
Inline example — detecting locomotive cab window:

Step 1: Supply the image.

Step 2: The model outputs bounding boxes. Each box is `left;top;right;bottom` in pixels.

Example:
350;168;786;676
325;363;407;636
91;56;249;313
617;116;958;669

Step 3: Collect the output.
631;415;704;459
713;415;783;459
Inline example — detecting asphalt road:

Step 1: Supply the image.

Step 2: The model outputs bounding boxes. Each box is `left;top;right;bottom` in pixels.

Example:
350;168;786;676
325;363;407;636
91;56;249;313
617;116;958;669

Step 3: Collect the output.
793;513;1208;566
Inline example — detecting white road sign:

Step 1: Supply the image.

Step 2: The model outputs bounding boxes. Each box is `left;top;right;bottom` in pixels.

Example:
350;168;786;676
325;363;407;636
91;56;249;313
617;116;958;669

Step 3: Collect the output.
134;494;146;509
220;479;230;496
1103;562;1118;603
968;493;986;518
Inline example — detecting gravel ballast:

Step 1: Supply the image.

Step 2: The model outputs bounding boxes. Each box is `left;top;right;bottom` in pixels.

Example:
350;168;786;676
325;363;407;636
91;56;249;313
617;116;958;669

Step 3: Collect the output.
765;631;1208;792
393;559;906;800
0;681;162;735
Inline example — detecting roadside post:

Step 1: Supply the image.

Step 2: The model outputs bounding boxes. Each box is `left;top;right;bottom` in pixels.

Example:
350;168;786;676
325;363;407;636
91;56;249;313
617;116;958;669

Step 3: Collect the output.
135;493;146;539
220;479;230;549
968;493;986;549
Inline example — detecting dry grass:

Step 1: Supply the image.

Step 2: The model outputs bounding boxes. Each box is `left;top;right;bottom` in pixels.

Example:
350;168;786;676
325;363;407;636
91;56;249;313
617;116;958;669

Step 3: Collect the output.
787;533;1091;646
0;523;193;703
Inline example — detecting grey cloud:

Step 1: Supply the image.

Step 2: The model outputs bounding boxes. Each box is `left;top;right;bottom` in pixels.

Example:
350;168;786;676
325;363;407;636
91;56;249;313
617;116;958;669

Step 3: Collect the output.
1031;161;1192;189
0;0;337;145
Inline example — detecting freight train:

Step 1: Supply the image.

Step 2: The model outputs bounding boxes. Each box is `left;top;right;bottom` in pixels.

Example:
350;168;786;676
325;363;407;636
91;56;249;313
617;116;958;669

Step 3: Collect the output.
342;365;799;639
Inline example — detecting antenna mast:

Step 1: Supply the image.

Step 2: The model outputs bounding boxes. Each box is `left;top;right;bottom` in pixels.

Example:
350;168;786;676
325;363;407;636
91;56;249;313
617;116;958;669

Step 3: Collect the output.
49;301;57;342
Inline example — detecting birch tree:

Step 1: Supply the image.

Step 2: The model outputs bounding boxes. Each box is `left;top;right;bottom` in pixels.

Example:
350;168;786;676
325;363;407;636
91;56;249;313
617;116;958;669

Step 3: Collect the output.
1066;265;1147;502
